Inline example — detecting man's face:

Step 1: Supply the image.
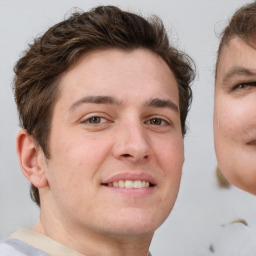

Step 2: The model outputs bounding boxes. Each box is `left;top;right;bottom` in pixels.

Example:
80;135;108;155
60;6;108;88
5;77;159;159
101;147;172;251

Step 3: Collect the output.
41;49;184;238
214;37;256;194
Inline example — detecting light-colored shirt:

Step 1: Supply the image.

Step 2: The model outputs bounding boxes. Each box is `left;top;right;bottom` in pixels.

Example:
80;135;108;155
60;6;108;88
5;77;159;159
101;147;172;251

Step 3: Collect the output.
0;228;152;256
0;229;84;256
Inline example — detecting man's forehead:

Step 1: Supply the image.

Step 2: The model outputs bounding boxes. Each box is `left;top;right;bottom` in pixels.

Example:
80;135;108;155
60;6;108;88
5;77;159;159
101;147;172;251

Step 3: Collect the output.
57;49;178;97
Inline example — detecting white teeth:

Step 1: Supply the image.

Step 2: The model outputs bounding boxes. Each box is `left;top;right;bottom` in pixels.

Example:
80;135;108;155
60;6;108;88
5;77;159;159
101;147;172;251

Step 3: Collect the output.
118;180;125;188
107;180;151;188
125;180;134;188
133;180;142;188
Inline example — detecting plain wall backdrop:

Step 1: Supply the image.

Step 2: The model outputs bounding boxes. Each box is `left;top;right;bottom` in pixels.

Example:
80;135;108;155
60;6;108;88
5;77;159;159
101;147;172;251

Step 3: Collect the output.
1;0;256;255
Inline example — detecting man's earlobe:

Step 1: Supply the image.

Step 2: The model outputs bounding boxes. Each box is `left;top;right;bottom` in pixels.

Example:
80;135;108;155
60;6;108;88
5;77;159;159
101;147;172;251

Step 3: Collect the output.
16;130;48;188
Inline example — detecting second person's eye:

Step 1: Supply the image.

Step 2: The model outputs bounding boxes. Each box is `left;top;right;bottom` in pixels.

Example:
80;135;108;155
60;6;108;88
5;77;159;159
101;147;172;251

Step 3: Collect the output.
233;82;256;90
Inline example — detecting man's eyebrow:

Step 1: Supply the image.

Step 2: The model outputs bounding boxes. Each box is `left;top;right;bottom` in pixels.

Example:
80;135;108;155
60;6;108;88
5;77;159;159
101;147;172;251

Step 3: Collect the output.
145;98;179;113
223;66;256;82
69;96;122;112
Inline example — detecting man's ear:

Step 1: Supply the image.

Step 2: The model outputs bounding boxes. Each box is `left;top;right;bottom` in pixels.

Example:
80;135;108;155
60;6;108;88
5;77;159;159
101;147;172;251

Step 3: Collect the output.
17;129;48;188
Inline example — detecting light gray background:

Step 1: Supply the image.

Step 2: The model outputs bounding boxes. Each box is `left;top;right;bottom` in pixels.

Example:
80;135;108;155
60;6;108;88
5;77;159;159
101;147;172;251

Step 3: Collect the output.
1;0;256;255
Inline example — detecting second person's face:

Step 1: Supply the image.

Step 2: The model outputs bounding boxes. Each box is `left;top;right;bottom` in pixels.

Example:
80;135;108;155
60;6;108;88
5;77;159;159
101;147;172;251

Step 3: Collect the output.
214;37;256;194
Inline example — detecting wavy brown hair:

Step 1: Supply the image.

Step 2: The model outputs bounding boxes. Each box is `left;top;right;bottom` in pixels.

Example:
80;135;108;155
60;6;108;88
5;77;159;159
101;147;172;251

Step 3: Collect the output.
13;5;195;206
216;2;256;71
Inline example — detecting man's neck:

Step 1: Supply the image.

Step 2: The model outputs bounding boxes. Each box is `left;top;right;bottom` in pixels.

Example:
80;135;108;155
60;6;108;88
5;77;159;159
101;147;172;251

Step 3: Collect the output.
33;218;153;256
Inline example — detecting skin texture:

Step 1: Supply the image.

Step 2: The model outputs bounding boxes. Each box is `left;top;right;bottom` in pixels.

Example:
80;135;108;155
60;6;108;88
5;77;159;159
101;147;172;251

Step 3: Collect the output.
214;37;256;195
17;49;184;256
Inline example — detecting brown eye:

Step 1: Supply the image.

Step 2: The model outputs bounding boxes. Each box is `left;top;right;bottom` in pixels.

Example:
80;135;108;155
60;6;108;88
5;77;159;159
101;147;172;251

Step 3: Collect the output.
88;117;102;124
149;118;163;125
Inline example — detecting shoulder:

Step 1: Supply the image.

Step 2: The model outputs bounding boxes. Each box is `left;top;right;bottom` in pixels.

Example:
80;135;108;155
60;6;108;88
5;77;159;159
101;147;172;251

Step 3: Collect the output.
0;238;49;256
0;238;26;256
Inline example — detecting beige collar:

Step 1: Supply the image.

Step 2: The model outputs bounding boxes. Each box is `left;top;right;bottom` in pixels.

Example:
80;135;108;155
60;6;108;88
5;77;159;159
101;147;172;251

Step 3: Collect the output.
11;228;152;256
11;228;84;256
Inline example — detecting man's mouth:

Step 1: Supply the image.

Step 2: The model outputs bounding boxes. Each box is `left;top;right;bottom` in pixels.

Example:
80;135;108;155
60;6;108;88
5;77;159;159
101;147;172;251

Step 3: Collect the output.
103;180;153;189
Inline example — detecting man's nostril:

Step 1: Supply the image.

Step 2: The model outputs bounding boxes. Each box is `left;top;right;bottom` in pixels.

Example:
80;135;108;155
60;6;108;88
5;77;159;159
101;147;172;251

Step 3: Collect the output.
122;154;131;157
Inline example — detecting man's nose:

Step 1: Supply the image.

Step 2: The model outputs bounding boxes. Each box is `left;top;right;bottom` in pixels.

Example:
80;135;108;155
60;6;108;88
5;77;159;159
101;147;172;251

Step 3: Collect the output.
112;121;151;162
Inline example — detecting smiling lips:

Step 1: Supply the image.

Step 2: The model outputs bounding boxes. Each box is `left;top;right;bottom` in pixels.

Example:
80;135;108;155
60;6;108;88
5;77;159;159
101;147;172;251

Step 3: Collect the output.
102;173;156;190
107;180;151;188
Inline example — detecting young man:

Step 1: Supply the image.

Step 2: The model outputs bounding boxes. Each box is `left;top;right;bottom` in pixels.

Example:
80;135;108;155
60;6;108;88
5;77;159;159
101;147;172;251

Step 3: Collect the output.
0;6;194;256
214;2;256;195
213;2;256;254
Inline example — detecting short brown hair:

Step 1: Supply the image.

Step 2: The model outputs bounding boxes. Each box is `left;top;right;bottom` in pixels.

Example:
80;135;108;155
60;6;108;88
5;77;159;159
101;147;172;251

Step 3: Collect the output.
14;5;195;206
216;2;256;68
